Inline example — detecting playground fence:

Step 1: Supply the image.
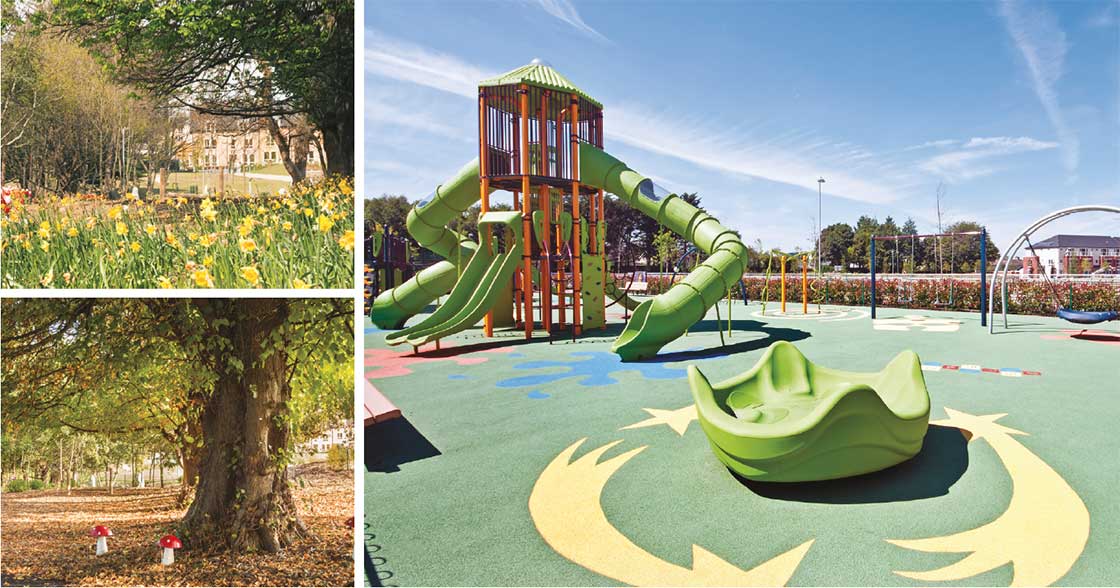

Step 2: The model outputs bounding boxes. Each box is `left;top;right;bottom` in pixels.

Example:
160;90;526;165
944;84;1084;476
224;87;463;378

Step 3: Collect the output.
610;273;1120;316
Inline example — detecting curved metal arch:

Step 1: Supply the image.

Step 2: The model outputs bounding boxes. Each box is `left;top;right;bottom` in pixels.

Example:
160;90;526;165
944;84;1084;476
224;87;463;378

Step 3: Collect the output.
988;204;1120;332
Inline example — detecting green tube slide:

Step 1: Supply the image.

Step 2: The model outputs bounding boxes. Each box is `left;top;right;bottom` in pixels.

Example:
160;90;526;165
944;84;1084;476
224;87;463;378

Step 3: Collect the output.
385;211;523;347
579;144;750;361
369;159;483;330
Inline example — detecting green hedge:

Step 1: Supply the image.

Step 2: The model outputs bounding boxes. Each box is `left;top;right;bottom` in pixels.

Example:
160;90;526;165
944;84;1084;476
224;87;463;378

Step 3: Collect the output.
611;275;1120;316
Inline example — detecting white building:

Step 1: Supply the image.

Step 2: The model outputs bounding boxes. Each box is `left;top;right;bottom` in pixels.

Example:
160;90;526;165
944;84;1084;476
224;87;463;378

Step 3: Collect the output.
1020;234;1120;275
300;423;353;455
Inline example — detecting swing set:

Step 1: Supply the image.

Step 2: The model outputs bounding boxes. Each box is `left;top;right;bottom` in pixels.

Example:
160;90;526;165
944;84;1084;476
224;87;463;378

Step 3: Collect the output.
761;253;821;315
869;230;988;325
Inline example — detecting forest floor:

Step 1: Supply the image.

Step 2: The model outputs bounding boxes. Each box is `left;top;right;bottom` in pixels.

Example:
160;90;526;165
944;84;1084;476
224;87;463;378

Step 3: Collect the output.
1;462;353;587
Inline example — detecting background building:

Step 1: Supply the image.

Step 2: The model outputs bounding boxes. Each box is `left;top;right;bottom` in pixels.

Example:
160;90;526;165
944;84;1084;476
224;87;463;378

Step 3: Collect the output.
1019;234;1120;275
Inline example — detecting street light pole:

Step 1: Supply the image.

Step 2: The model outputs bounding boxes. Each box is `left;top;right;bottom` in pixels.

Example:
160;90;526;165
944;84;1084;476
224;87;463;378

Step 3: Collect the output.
817;177;825;274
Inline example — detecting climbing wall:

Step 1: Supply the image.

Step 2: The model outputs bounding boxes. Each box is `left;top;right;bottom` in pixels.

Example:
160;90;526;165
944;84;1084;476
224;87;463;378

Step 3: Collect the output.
582;252;606;330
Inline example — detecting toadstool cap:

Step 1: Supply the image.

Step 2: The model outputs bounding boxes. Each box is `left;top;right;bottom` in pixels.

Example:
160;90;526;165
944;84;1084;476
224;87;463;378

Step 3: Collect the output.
159;534;182;549
90;525;112;537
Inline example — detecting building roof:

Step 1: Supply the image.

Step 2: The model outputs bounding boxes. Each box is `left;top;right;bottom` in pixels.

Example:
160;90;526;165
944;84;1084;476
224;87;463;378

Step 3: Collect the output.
1030;234;1120;249
478;60;602;108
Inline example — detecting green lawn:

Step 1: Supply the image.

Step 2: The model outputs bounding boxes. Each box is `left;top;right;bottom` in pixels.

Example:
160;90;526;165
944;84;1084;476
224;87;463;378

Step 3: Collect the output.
162;171;291;196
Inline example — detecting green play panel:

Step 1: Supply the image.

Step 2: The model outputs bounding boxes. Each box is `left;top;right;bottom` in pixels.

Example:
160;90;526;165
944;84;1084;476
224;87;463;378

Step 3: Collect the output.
365;301;1119;586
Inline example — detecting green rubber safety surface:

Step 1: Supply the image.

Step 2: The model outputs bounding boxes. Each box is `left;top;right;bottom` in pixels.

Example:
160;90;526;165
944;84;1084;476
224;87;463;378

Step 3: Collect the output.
365;301;1119;586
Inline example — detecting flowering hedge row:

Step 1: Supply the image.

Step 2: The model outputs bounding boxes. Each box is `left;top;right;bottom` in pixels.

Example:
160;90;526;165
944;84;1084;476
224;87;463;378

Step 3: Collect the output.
611;274;1120;316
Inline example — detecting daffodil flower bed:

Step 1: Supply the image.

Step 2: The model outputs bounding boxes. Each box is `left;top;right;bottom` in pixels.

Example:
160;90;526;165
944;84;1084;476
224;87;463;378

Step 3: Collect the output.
1;177;354;288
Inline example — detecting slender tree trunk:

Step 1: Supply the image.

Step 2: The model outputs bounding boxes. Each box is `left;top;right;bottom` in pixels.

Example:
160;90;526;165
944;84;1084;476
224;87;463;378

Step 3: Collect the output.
179;299;309;553
265;117;308;184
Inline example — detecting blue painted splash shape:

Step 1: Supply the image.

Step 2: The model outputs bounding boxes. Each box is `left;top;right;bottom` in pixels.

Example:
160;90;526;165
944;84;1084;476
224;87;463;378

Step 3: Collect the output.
364;326;383;334
447;374;469;380
496;350;686;388
508;352;525;358
527;390;550;399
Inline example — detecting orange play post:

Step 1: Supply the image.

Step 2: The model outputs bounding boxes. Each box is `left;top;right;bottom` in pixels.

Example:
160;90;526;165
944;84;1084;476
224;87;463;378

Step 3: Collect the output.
478;90;493;337
780;255;787;313
569;94;583;335
801;254;808;314
519;84;533;339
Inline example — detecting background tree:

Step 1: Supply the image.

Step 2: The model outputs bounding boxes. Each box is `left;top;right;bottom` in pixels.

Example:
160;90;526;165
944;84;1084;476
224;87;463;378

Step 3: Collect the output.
46;0;355;180
819;223;854;271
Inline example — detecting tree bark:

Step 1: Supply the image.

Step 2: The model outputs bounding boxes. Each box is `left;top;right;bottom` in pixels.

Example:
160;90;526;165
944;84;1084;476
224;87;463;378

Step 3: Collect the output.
319;114;353;177
179;299;308;553
265;117;308;184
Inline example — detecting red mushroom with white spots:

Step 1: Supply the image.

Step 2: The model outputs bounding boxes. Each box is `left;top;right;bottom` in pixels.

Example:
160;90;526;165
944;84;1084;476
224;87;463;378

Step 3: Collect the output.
158;534;182;565
89;525;112;555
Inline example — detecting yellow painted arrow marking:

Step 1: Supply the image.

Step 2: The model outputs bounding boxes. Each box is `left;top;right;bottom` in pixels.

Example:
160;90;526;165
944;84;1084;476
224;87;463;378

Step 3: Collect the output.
620;406;698;436
529;438;814;586
887;408;1090;586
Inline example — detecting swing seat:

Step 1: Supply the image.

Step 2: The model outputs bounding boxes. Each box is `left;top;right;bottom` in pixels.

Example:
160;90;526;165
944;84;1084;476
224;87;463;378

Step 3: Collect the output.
1057;308;1119;325
689;341;930;482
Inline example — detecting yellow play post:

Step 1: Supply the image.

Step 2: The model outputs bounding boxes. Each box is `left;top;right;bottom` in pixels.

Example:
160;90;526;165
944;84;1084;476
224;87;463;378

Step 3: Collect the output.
780;255;787;313
801;254;808;314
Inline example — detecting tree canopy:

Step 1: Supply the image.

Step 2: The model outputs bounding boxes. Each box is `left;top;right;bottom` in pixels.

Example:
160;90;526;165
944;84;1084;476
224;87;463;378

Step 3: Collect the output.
44;0;354;178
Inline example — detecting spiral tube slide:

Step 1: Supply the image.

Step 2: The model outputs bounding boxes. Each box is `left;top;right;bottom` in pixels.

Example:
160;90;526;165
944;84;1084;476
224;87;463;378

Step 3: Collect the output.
579;143;750;360
369;159;484;330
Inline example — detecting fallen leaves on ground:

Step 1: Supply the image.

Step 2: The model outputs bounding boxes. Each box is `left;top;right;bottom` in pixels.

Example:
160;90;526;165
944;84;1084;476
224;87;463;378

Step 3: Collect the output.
1;462;353;587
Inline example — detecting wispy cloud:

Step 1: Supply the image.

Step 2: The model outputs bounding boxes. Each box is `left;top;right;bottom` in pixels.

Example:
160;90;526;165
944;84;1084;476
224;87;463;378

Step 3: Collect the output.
365;31;916;204
1086;1;1118;28
919;135;1059;181
902;139;958;151
366;96;468;141
525;0;609;42
998;0;1079;176
366;33;487;99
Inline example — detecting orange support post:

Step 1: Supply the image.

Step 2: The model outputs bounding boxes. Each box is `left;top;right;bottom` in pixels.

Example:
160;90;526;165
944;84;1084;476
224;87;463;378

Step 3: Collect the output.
479;90;493;337
513;191;522;325
801;255;808;314
569;94;582;335
556;199;565;328
599;186;605;328
540;184;552;332
519;84;533;339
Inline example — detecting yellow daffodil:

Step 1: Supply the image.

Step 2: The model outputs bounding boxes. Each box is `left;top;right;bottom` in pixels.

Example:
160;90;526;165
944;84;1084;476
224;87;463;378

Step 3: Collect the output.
338;230;354;251
165;233;181;247
67;227;79;238
40;270;53;286
157;276;173;289
191;268;215;288
39;240;49;252
302;207;313;217
130;241;141;253
108;205;123;220
239;238;257;253
292;278;310;289
203;255;214;267
282;221;293;231
240;266;261;286
145;224;157;236
317;215;334;232
115;222;128;236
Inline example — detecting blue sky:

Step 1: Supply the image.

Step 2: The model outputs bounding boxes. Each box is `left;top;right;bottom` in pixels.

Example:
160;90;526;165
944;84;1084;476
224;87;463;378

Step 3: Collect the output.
367;0;1119;251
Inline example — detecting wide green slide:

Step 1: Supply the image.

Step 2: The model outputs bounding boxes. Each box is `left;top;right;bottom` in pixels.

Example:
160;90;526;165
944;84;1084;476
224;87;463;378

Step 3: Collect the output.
690;341;931;482
579;144;750;360
369;159;484;330
385;211;523;347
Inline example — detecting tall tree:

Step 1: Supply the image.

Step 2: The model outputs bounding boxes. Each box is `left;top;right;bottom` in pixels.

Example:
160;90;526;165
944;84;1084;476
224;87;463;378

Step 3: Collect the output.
47;0;354;180
1;298;352;553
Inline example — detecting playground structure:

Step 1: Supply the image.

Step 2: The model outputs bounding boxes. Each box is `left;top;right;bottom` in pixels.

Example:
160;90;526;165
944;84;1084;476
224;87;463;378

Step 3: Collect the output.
369;60;749;360
363;226;413;312
988;205;1120;331
870;230;988;325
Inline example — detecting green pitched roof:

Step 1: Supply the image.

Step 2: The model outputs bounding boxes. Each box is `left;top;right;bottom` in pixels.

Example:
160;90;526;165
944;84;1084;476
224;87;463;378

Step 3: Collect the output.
478;60;601;108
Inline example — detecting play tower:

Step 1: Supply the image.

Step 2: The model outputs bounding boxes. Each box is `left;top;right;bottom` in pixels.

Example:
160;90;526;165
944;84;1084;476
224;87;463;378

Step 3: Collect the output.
477;59;606;337
371;60;750;361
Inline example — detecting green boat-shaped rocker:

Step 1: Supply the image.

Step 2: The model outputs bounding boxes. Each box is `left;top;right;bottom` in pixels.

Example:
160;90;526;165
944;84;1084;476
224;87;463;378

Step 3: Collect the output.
689;341;930;482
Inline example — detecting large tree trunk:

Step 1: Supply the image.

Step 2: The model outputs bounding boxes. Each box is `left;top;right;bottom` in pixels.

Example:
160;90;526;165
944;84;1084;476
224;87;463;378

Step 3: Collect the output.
179;299;308;553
